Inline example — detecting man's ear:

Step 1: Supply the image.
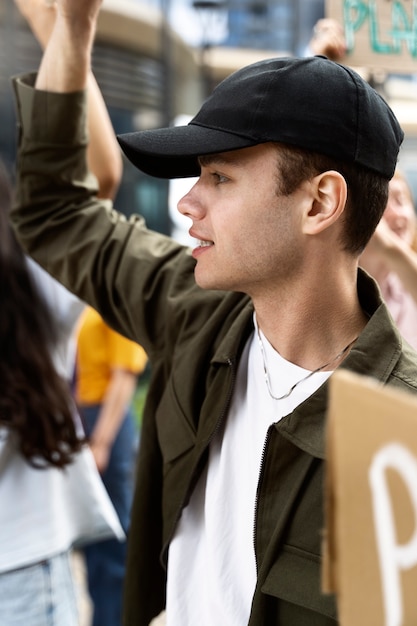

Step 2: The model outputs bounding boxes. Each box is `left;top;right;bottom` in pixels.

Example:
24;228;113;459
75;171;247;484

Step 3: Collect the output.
302;171;347;235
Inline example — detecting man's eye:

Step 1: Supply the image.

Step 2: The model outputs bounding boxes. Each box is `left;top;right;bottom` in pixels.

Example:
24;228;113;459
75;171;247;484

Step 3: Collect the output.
212;172;228;184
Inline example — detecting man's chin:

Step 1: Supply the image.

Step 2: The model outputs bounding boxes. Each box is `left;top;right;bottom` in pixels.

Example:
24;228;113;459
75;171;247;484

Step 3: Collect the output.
195;276;217;291
194;269;223;291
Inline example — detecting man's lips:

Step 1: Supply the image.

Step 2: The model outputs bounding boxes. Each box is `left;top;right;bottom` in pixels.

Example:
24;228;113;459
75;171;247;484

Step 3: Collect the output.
189;229;214;248
190;232;215;257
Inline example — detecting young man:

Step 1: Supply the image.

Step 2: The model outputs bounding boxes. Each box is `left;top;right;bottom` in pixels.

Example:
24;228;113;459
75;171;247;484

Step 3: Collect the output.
10;1;417;625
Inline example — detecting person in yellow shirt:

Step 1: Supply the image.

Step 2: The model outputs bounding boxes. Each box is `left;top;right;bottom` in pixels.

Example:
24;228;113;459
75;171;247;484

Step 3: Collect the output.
75;307;147;626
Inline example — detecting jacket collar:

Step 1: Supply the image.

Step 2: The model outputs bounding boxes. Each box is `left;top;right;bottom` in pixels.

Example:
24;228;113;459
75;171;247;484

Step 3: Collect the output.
278;270;403;459
212;270;403;460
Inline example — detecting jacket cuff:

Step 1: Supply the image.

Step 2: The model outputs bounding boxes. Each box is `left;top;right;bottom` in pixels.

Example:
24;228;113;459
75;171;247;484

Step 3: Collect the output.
12;72;88;145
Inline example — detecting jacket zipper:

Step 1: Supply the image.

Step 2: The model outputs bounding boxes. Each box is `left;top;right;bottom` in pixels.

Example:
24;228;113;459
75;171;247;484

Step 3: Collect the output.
253;424;274;576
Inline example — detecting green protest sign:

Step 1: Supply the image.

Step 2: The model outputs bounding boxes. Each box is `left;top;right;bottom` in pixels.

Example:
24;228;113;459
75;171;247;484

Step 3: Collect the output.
326;0;417;72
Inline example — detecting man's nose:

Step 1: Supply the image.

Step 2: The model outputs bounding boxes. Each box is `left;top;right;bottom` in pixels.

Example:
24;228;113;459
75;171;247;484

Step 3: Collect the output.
177;180;204;219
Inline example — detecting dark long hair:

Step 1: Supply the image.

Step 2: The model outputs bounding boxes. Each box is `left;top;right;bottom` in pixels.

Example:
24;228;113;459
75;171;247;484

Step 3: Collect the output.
0;161;84;468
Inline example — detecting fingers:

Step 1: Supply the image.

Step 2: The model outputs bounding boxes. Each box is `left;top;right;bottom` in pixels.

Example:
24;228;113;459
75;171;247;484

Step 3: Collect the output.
310;18;347;61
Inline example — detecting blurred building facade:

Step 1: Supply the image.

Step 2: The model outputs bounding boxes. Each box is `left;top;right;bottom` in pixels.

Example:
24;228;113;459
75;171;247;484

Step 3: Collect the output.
224;0;324;55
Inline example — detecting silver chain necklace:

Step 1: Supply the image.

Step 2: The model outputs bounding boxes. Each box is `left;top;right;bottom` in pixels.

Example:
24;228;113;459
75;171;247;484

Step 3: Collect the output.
256;327;358;401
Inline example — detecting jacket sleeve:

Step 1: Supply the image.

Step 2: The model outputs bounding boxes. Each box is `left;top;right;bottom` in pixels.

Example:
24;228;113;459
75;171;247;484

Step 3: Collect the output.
10;73;203;359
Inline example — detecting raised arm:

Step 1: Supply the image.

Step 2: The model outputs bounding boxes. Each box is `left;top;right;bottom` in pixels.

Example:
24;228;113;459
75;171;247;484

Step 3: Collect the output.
34;0;100;91
361;217;417;306
14;0;121;199
10;0;199;355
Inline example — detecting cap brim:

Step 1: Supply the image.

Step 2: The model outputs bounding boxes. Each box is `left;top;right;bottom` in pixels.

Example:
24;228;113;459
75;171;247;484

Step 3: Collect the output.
117;123;257;179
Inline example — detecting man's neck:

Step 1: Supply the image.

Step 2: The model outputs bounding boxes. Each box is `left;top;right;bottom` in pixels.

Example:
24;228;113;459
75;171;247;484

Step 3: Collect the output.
252;265;367;372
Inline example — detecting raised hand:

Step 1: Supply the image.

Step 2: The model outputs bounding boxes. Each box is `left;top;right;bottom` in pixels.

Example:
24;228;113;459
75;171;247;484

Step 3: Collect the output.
310;18;347;62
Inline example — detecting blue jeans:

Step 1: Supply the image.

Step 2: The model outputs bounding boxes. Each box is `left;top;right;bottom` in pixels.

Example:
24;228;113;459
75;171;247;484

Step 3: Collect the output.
81;405;137;626
0;552;78;626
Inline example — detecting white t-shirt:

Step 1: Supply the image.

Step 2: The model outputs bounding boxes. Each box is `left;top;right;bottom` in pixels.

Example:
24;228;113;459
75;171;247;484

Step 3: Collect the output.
166;318;332;625
25;257;85;381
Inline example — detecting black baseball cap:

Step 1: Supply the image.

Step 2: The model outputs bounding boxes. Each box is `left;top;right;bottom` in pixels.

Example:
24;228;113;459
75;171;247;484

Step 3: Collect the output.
117;55;403;180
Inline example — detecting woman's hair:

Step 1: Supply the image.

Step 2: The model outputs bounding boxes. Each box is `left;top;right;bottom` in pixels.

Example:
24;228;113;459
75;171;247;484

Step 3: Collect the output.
274;142;389;255
0;161;84;468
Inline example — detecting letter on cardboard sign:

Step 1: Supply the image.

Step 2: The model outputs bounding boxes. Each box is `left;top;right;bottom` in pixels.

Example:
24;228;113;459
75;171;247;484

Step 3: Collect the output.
369;443;417;626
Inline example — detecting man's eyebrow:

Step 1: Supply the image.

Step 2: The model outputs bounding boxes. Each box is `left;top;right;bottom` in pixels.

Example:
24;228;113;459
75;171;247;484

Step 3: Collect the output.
198;154;240;168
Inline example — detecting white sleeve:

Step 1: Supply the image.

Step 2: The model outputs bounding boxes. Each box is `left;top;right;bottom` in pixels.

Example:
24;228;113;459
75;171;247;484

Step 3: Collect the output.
26;257;86;380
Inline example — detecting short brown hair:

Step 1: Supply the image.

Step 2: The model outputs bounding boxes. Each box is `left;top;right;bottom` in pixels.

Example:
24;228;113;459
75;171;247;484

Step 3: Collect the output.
274;142;389;254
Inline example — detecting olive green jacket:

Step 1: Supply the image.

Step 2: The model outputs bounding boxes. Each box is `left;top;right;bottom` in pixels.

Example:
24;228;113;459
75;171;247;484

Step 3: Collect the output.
11;75;417;626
